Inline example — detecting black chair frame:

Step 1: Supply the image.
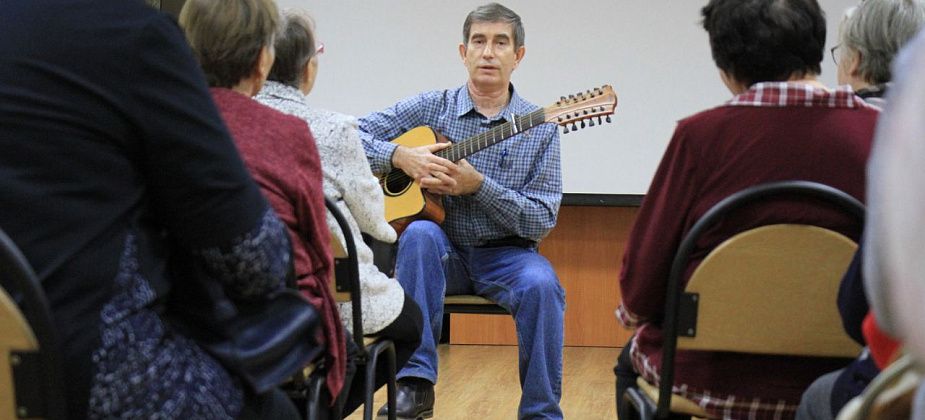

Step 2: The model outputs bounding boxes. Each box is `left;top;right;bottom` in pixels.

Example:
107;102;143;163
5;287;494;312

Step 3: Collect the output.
443;300;509;315
0;228;68;419
623;180;865;420
324;198;397;420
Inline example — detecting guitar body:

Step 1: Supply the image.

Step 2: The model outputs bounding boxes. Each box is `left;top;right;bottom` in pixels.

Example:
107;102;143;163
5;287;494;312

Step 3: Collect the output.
381;126;446;233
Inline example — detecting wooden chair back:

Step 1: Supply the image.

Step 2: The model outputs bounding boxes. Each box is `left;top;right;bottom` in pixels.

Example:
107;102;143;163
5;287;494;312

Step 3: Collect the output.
0;227;67;419
679;224;861;358
324;198;364;339
329;232;351;303
0;286;39;419
652;180;866;419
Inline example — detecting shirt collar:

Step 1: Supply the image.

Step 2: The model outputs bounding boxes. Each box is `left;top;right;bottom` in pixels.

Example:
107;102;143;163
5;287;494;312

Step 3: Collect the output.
727;81;871;109
454;83;531;121
856;82;891;100
258;80;307;104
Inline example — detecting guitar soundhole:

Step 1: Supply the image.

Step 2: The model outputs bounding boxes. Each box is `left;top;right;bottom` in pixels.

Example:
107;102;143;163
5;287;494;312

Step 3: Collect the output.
382;169;413;197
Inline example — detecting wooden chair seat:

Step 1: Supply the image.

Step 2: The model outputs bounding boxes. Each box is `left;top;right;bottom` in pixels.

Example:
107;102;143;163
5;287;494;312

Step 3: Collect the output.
443;294;509;315
636;377;710;418
444;294;494;306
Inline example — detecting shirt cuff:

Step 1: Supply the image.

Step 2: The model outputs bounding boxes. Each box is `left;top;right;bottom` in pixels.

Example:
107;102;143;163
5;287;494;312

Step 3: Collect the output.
616;303;644;328
472;174;504;203
369;141;399;175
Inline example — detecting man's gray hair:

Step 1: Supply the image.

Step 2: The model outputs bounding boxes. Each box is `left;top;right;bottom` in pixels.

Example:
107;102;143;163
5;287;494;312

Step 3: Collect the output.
841;0;925;84
463;3;525;49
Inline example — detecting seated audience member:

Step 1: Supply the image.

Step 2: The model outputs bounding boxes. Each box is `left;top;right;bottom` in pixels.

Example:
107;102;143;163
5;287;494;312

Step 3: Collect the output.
861;28;925;418
834;0;925;108
254;11;423;416
178;0;348;408
0;1;313;418
614;0;881;419
796;2;925;418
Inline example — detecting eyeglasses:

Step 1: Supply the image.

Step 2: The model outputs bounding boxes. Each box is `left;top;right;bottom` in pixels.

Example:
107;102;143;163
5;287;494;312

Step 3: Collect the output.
830;44;841;66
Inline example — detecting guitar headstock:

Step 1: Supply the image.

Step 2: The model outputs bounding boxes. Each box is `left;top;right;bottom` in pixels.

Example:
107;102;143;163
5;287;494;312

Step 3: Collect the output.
543;85;618;134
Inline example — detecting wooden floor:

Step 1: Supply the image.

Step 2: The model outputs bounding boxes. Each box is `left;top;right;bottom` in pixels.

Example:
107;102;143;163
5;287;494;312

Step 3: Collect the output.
345;344;618;420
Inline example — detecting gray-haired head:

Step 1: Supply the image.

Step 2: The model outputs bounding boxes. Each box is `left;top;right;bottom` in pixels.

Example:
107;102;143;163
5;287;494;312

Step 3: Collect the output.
463;3;524;49
268;11;317;88
841;0;925;84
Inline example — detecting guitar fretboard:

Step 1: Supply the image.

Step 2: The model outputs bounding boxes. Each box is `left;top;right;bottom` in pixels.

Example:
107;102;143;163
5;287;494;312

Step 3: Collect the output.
435;109;546;162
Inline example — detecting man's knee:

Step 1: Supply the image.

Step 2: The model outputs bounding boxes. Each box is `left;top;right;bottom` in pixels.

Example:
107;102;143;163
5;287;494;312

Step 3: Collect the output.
519;263;564;306
396;221;445;267
399;221;443;246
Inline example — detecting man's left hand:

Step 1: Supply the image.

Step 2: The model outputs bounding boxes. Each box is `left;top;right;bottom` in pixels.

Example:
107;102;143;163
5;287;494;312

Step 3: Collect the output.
419;159;484;196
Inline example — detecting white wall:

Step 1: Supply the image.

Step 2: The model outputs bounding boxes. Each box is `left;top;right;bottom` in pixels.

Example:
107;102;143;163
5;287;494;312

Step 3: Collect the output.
278;0;858;194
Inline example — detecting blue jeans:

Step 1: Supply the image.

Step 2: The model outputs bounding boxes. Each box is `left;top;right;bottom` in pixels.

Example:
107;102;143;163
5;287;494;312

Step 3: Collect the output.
395;221;565;419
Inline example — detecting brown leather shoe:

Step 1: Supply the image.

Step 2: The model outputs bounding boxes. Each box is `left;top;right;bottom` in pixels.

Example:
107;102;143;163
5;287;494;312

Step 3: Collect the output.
376;379;434;419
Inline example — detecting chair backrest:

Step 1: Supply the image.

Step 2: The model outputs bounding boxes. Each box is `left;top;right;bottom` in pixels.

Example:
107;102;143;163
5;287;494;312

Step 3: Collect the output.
323;198;365;350
655;180;866;419
678;224;861;357
0;228;67;419
328;227;351;303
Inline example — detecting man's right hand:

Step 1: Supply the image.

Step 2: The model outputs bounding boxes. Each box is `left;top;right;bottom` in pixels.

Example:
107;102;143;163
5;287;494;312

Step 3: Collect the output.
391;143;453;184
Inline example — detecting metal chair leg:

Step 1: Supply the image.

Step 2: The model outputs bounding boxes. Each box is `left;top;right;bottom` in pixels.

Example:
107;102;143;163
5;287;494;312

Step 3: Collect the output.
361;340;398;420
363;353;376;420
385;343;397;420
306;371;326;420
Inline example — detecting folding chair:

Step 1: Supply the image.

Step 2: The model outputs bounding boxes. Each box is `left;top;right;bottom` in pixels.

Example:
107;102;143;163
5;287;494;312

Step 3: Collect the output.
0;227;67;419
836;353;921;420
325;198;398;420
623;181;866;420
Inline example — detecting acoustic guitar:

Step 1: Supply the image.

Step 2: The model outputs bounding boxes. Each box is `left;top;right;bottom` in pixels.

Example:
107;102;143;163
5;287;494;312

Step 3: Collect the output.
380;85;618;233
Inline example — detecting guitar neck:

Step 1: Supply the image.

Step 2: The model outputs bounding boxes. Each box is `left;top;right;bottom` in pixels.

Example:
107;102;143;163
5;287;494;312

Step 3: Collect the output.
435;109;546;162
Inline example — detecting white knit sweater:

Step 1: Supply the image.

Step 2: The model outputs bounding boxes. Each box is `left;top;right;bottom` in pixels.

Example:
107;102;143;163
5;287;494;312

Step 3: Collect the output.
256;81;404;334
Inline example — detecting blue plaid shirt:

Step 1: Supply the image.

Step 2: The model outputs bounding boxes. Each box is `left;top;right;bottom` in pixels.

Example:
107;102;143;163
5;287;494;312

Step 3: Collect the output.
359;84;562;247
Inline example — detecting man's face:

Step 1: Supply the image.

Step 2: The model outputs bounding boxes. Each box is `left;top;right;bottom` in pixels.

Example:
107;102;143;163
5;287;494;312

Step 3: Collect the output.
460;21;525;90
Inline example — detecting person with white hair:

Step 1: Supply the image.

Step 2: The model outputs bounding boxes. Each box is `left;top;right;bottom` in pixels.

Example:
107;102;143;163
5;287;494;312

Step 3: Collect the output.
834;0;925;108
795;2;925;419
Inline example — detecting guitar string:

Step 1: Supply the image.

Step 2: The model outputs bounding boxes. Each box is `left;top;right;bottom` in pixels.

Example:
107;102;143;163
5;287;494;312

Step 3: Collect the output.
379;109;547;188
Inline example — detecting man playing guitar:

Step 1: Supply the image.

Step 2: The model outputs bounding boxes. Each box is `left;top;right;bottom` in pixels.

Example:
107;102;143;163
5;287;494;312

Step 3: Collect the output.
359;3;565;419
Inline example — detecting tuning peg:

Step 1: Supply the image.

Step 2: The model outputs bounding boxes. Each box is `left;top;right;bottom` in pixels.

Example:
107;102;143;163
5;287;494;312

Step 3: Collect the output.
589;119;595;127
580;120;586;129
606;115;612;123
571;123;578;131
597;116;602;125
563;125;570;134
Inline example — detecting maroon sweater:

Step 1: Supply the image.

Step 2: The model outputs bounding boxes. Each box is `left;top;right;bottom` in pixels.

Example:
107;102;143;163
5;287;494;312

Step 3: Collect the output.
618;83;879;419
211;88;345;398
